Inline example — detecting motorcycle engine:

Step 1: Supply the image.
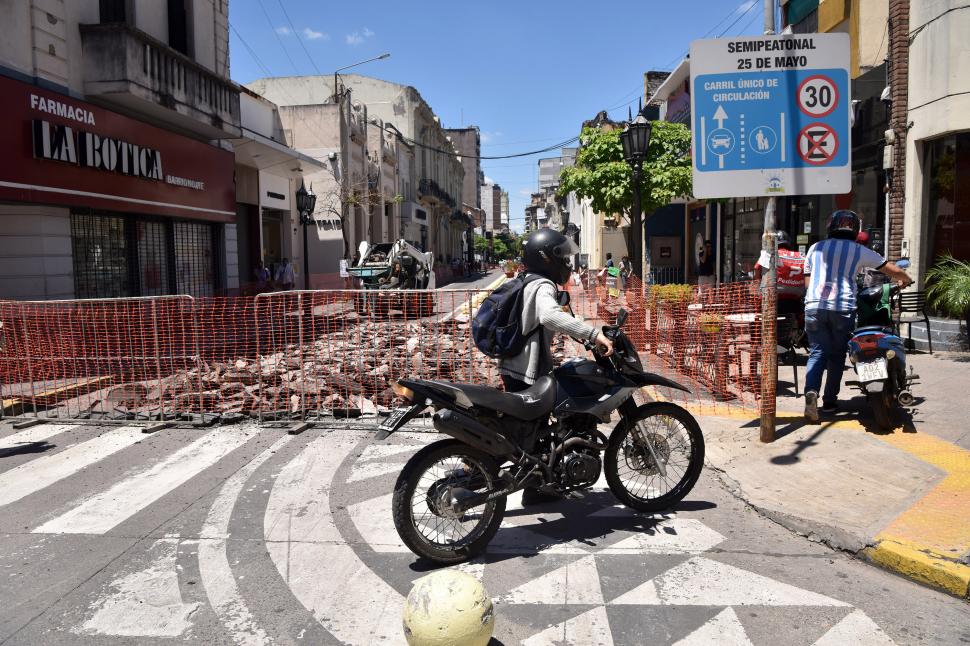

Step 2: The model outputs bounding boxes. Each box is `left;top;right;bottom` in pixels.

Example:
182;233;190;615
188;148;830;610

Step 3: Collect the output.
558;450;602;489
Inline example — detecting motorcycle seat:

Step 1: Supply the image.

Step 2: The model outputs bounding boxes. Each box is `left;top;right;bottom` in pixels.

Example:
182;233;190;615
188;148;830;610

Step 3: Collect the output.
853;325;892;335
443;375;557;421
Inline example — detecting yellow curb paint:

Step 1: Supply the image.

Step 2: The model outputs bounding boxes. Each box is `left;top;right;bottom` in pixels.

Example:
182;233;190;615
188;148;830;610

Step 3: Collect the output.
452;274;507;318
692;405;970;597
865;540;970;598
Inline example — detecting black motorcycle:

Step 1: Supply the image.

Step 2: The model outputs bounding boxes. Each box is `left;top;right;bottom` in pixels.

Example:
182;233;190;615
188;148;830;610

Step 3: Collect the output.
375;305;705;564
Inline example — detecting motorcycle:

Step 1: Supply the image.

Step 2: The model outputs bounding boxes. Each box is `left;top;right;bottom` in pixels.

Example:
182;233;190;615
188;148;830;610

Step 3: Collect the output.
848;260;919;430
375;302;705;564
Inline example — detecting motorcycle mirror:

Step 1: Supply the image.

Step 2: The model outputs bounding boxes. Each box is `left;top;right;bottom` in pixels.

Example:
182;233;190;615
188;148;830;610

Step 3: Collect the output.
896;258;910;269
615;308;628;328
556;290;571;307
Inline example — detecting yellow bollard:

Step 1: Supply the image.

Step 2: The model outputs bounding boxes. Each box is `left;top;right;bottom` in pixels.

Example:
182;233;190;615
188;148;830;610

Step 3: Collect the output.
402;569;494;646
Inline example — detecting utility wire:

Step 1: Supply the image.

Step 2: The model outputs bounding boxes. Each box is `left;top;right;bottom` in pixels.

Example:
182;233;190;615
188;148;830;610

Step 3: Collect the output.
275;0;323;74
255;0;301;74
229;22;274;77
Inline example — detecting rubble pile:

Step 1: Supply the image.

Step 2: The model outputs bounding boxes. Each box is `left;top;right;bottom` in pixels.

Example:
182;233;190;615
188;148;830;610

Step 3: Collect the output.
88;318;501;419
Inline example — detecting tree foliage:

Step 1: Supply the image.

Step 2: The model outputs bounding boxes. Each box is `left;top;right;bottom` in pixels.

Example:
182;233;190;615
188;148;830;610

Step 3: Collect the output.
557;121;693;220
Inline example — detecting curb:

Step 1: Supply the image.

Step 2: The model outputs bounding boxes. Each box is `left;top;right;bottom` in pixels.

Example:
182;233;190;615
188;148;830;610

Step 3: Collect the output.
865;539;970;599
690;408;970;601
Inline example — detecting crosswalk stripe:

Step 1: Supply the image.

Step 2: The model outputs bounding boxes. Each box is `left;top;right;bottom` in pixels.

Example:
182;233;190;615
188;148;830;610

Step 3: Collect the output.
33;429;255;535
199;434;292;645
0;427;143;507
0;423;76;451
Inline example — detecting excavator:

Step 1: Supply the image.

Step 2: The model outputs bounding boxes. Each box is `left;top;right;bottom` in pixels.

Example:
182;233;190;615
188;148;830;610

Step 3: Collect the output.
348;240;436;317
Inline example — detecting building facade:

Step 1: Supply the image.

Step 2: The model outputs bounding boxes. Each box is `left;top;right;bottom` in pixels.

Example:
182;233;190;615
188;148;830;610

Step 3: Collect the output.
0;1;316;299
480;180;503;232
247;75;466;269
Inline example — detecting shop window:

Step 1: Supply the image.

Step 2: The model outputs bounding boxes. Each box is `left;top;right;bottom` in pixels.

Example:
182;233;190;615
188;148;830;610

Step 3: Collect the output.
174;221;215;297
72;214;130;299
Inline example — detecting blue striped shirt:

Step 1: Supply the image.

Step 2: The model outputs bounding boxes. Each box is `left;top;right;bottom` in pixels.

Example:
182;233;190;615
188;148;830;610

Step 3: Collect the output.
804;239;885;312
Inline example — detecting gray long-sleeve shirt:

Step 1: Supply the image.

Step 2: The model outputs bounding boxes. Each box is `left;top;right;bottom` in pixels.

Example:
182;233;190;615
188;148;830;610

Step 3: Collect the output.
497;275;599;384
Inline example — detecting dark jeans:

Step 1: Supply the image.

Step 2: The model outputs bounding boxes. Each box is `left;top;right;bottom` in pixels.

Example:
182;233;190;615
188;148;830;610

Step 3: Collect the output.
501;374;529;393
804;309;855;405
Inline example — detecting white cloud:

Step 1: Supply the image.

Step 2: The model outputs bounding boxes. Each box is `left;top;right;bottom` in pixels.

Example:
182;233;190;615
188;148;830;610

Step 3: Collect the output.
275;26;291;35
302;27;327;40
484;176;495;184
518;188;532;196
345;27;375;45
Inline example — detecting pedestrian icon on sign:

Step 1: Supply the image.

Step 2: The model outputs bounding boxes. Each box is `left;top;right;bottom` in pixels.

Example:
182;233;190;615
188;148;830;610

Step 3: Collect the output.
748;126;777;154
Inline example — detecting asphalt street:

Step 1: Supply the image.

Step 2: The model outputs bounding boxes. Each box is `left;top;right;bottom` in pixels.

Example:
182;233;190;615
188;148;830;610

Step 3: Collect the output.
0;420;968;645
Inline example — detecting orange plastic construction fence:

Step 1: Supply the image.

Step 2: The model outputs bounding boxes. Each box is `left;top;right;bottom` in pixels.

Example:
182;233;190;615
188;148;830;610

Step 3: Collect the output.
0;278;771;422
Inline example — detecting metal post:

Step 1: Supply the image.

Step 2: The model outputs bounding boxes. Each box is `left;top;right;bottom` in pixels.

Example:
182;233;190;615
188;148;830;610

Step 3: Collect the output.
303;215;311;290
631;161;644;280
760;0;778;443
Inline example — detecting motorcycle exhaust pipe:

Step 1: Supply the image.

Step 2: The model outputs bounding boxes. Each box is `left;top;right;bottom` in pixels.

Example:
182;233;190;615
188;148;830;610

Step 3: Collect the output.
898;390;914;406
433;409;518;457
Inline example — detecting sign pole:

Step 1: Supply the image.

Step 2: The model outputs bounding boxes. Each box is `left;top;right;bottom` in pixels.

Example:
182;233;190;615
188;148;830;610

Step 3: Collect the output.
758;0;778;442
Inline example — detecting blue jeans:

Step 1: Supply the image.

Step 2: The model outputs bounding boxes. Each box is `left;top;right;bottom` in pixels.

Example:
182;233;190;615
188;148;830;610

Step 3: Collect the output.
804;309;855;405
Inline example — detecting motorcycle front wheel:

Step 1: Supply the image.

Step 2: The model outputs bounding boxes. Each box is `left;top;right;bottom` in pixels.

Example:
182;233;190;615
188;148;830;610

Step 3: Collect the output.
392;439;506;564
605;403;705;513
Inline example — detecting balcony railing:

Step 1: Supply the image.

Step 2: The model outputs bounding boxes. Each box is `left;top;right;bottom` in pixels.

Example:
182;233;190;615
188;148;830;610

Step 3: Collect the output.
418;178;456;209
79;23;241;138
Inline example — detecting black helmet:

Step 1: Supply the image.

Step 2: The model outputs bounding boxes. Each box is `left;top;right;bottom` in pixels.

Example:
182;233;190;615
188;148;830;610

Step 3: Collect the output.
827;210;861;240
776;230;793;250
522;228;578;284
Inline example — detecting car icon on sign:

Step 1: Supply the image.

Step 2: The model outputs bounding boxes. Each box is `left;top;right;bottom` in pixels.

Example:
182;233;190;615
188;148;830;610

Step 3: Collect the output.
711;135;732;149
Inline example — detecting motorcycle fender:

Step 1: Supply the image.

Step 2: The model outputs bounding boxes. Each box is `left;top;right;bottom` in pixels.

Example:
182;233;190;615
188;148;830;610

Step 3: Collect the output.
634;372;692;393
865;381;885;393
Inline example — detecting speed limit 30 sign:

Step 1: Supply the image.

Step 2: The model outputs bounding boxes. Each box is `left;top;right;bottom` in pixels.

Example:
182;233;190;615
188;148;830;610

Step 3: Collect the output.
690;33;850;198
798;75;839;118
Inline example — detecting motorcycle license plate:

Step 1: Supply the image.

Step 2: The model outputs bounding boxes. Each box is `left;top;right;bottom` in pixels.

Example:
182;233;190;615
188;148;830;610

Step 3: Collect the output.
857;358;888;383
377;405;418;435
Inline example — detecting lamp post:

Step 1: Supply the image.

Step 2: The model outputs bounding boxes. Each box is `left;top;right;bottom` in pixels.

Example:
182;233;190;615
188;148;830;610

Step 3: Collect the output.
619;105;653;280
296;180;317;289
332;53;391;101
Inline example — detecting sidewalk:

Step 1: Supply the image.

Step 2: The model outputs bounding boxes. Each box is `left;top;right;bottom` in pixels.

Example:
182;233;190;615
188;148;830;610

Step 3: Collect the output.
695;350;970;599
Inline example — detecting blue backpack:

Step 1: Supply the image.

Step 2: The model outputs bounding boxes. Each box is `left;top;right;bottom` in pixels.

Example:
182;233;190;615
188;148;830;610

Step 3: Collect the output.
472;273;547;359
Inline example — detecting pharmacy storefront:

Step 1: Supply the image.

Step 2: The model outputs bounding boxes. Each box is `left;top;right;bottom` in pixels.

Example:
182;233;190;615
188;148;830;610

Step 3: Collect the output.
0;75;235;300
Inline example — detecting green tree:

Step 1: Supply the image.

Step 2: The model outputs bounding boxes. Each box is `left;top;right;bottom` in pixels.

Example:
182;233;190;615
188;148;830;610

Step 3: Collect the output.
557;121;693;229
473;234;489;256
492;237;510;260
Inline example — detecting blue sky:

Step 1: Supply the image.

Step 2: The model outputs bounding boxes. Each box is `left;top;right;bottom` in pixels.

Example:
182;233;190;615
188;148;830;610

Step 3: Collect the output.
228;0;764;231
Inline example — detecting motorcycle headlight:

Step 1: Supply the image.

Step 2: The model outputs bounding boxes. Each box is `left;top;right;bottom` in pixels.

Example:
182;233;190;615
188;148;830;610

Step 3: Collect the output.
391;382;415;401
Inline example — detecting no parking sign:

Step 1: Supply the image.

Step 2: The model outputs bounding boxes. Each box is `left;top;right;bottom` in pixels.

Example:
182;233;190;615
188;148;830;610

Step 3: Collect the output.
689;34;850;198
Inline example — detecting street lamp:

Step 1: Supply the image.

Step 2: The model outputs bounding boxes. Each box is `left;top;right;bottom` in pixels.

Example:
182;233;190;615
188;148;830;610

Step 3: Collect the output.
296;179;317;289
333;53;391;100
619;104;653;280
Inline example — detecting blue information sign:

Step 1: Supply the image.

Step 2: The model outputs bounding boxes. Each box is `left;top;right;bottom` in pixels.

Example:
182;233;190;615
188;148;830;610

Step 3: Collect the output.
690;34;851;198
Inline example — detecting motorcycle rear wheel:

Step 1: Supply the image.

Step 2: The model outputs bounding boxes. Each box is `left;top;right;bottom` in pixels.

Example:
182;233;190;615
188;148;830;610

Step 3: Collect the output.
867;390;894;430
605;403;705;513
392;439;505;564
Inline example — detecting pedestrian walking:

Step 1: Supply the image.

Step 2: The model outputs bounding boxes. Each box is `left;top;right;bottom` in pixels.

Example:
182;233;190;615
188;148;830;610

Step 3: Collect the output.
802;210;912;422
698;240;715;292
339;257;351;289
276;258;295;290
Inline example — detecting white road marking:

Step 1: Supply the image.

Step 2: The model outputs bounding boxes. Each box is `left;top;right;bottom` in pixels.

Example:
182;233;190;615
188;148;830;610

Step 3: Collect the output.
265;435;404;645
612;557;850;606
76;538;199;637
199;435;292;646
355;443;424;463
500;555;604;605
0;424;74;451
522;605;614;646
0;427;142;507
812;609;897;646
494;522;589;555
599;518;725;554
673;608;753;646
348;493;407;552
347;459;407;483
34;429;255;534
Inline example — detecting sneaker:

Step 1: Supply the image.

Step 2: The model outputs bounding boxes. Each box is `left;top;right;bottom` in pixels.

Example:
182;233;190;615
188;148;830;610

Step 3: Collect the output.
804;391;820;423
821;401;838;414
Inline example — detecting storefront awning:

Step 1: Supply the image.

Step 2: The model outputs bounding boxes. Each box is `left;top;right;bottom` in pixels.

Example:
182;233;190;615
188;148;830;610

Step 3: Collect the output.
231;129;325;178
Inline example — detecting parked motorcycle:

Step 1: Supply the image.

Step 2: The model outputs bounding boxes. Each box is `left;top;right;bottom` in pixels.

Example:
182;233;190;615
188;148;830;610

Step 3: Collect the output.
375;304;705;564
848;260;919;430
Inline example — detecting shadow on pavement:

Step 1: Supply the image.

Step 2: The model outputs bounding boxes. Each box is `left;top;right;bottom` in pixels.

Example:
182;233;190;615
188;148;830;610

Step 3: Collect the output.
408;492;719;571
0;441;55;458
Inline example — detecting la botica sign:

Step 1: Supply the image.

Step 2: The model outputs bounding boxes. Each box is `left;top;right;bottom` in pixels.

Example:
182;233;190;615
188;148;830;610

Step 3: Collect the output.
0;75;234;221
689;34;851;199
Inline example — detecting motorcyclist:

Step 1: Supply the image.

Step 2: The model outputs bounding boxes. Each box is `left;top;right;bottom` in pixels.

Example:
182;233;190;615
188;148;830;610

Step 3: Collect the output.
801;210;913;422
497;228;614;394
